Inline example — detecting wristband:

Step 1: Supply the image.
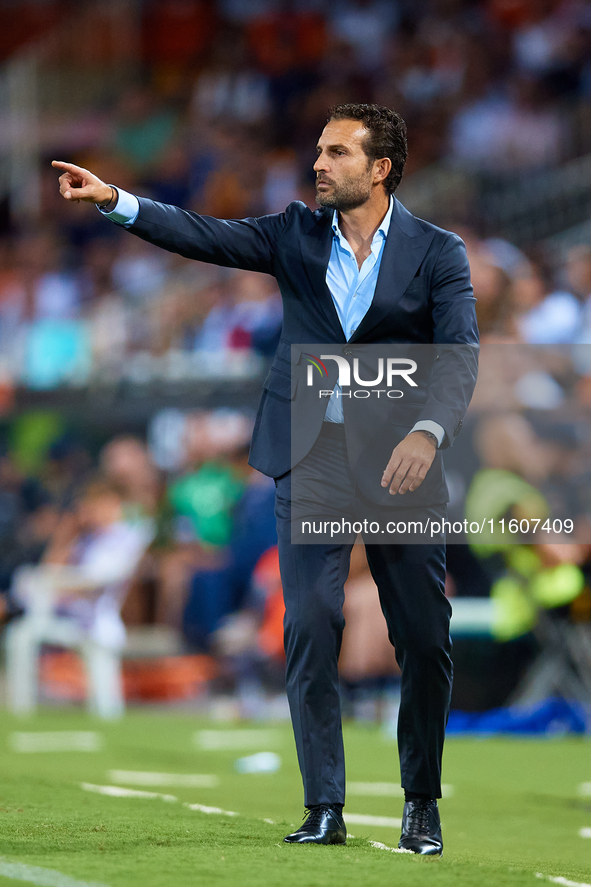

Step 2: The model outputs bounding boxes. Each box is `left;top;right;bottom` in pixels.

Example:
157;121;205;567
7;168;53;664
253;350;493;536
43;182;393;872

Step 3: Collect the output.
97;185;117;211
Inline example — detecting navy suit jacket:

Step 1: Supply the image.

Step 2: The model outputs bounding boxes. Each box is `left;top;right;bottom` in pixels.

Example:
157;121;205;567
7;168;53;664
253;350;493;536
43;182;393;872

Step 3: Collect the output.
128;196;479;500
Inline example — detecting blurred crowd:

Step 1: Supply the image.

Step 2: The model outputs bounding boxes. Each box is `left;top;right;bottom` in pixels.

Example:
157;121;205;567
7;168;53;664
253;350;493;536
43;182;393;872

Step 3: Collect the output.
0;0;591;712
0;409;284;702
0;0;590;389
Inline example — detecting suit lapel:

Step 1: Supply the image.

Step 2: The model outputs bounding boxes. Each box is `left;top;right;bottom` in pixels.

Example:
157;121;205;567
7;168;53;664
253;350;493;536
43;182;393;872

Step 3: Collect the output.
300;210;346;341
349;198;434;342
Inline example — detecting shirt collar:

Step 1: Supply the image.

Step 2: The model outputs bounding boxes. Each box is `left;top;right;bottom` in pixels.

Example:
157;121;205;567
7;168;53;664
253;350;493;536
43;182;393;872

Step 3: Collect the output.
331;195;394;246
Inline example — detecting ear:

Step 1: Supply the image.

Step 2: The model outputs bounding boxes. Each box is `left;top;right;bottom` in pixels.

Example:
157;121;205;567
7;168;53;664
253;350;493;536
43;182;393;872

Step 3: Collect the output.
373;157;392;186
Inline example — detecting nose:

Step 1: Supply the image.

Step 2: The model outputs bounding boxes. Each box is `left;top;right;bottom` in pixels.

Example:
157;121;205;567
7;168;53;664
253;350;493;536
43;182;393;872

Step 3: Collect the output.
313;152;328;173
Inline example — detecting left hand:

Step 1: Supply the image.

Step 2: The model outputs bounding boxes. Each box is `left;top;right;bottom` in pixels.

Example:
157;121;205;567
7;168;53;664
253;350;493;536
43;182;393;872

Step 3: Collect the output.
381;431;437;496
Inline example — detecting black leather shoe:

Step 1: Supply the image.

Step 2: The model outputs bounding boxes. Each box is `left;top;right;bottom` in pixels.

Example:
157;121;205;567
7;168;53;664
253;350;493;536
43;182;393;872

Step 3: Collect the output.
284;805;347;844
398;799;443;856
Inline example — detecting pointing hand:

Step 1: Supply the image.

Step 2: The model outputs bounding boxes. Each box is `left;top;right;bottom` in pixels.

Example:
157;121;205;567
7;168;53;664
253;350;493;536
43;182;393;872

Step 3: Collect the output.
51;161;113;206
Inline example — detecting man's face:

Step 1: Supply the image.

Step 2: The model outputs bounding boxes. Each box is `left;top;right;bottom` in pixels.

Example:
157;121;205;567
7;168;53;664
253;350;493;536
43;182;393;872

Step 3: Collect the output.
78;492;122;530
314;118;375;211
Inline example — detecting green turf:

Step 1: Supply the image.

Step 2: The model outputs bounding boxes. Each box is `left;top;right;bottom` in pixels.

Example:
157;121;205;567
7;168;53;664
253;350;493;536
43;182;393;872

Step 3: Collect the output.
0;709;589;887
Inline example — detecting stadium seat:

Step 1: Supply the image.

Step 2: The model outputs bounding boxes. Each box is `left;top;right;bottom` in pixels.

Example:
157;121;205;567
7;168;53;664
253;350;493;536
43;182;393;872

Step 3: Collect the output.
4;522;153;719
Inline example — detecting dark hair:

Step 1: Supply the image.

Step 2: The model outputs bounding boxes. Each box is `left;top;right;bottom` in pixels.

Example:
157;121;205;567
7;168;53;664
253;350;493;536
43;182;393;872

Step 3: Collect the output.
328;103;408;194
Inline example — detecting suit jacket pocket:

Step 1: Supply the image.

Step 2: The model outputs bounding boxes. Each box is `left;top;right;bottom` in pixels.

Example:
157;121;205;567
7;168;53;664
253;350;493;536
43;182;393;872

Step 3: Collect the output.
263;366;298;400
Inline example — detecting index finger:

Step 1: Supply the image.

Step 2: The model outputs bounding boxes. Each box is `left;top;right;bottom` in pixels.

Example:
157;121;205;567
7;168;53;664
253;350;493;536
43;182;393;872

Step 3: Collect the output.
51;160;86;174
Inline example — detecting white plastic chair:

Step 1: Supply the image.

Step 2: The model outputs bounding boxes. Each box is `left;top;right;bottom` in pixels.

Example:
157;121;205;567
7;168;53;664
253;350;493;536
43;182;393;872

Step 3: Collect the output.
5;521;153;719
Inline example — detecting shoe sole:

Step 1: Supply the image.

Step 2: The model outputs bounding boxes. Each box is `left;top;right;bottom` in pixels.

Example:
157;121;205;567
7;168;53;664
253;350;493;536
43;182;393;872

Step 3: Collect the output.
283;840;347;845
399;848;443;857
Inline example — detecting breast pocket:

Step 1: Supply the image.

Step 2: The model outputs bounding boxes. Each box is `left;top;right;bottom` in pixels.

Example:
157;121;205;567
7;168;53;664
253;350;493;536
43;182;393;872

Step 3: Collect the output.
398;276;430;327
402;275;428;298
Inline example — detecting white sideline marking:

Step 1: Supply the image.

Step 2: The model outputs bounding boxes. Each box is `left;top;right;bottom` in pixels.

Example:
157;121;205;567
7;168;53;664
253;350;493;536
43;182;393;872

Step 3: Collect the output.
75;780;413;847
536;874;591;887
107;770;219;788
10;732;102;754
80;783;176;803
194;729;281;751
579;828;591;838
348;782;454;798
184;803;238;817
345;814;402;828
0;857;109;886
578;783;591;796
369;841;413;854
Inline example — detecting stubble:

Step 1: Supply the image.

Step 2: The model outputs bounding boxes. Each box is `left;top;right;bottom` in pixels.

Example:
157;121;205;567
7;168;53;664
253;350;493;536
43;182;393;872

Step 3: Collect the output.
315;166;373;212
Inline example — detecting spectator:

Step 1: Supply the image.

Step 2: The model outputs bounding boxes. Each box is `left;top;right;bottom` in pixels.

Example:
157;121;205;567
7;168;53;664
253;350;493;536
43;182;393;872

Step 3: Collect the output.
99;436;161;519
192;29;271;124
194;269;282;355
567;246;591;342
513;260;581;344
449;74;564;172
328;0;398;74
111;86;181;175
154;410;250;631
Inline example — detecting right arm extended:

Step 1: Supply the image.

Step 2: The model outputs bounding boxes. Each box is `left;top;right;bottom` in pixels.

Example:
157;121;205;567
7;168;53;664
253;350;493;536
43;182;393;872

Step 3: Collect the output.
51;161;287;275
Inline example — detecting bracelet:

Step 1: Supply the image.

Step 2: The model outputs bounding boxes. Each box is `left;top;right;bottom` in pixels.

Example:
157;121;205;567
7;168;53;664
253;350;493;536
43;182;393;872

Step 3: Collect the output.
407;428;438;447
97;185;117;210
417;430;438;447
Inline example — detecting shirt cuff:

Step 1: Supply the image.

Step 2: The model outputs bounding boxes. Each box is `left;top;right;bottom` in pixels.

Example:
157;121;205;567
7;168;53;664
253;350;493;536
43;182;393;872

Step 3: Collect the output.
408;420;445;447
97;187;140;226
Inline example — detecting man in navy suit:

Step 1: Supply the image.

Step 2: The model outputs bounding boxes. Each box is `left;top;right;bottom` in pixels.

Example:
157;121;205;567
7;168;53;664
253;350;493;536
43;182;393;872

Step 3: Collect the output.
53;103;478;855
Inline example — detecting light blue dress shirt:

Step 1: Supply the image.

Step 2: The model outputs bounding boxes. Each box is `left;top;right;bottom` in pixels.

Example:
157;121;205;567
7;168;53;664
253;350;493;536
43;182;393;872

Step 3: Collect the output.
101;188;140;226
322;199;443;445
100;190;444;445
323;199;392;423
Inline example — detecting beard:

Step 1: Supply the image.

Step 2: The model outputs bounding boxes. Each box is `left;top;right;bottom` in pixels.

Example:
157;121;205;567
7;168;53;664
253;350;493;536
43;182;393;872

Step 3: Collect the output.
315;169;373;211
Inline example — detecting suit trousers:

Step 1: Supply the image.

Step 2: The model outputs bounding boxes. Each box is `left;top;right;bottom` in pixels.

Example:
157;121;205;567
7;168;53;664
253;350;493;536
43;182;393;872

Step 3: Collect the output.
274;422;453;806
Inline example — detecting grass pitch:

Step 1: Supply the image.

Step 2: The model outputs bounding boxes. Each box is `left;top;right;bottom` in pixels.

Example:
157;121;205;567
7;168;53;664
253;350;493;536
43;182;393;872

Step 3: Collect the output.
0;709;589;887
